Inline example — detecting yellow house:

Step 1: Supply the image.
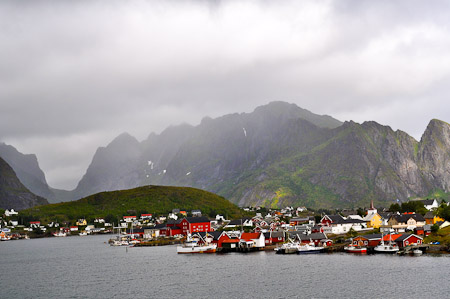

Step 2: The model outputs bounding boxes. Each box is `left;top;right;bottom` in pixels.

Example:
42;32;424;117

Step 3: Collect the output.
364;213;382;228
76;219;87;226
363;200;382;228
424;211;445;225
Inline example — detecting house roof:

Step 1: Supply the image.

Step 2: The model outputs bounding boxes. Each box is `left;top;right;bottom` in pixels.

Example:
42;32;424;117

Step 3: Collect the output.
263;231;284;239
356;233;382;240
290;217;310;222
378;212;392;219
183;216;210;224
421;199;436;206
382;234;402;241
324;214;365;224
391;213;426;223
227;218;251;226
395;234;423;242
424;211;435;219
240;232;261;241
298;233;327;241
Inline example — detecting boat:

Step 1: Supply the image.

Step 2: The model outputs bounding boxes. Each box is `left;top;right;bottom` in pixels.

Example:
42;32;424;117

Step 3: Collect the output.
110;239;130;246
177;234;217;254
275;240;301;254
52;231;67;237
297;242;325;254
79;232;88;236
413;249;423;256
0;231;11;241
344;244;367;253
374;234;399;254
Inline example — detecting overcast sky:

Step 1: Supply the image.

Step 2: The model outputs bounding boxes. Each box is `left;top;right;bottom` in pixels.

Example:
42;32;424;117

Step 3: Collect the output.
1;0;450;190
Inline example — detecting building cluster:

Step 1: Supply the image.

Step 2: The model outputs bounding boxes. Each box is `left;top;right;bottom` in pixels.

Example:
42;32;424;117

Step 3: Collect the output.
1;198;448;247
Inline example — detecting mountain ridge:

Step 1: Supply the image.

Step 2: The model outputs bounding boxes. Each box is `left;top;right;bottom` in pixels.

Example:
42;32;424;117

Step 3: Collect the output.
2;101;449;208
0;157;48;210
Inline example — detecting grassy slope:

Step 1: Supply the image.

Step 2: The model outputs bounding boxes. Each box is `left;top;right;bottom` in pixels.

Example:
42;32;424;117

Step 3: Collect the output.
21;185;247;223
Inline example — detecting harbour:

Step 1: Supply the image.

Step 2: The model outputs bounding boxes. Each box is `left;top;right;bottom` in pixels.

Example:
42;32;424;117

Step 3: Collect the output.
1;235;449;298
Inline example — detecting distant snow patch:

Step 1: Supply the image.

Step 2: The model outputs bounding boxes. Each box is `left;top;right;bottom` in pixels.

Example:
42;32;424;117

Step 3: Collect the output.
243;127;247;137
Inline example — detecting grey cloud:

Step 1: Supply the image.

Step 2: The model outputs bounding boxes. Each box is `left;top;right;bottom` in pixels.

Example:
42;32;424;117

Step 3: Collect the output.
1;0;450;189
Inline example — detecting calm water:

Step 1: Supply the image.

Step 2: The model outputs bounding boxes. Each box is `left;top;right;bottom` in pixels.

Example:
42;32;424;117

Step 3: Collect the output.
0;235;449;298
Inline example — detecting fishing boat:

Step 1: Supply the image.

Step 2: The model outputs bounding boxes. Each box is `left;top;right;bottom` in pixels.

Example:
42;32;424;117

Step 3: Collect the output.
344;244;367;253
275;240;301;254
177;234;217;254
52;231;67;237
297;242;325;254
374;233;399;254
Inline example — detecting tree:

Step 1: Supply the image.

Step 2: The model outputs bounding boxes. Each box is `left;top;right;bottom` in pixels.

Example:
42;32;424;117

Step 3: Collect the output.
431;224;440;233
389;203;401;213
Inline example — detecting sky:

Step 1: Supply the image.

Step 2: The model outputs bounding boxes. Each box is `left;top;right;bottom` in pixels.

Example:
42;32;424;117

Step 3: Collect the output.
1;0;450;190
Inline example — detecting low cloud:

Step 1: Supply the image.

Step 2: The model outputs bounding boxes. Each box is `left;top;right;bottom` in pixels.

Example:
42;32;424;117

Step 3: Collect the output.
1;0;450;189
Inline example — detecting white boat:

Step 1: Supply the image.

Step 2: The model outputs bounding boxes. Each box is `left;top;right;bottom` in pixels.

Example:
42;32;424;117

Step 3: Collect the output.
79;232;88;236
374;234;399;254
413;249;422;256
297;242;325;254
111;240;130;246
53;232;67;237
275;240;301;254
177;234;217;254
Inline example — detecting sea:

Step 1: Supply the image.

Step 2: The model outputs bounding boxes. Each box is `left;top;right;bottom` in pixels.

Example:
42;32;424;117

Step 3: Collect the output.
0;235;449;299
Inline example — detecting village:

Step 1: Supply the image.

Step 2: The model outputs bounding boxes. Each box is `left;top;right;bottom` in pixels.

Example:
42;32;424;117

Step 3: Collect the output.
1;199;450;255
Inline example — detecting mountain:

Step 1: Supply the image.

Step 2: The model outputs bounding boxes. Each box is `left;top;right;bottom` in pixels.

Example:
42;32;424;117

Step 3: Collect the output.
74;102;450;208
9;101;450;209
20;185;248;223
0;142;55;200
0;157;48;210
69;102;343;201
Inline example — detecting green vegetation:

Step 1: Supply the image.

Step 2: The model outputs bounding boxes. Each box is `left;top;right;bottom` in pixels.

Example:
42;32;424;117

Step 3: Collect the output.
436;203;450;221
389;201;427;215
424;226;450;247
20;185;248;224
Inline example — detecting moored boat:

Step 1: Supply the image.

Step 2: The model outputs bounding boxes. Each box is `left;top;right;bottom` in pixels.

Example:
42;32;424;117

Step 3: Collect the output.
177;234;217;254
374;234;399;254
275;240;300;254
52;232;67;237
344;244;367;253
297;242;325;254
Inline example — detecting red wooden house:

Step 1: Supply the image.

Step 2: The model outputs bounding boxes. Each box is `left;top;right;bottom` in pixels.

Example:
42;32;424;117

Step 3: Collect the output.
353;234;382;247
263;231;285;245
179;217;212;234
395;234;423;248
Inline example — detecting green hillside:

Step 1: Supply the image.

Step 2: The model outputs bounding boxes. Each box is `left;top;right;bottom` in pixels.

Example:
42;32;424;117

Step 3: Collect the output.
21;185;247;224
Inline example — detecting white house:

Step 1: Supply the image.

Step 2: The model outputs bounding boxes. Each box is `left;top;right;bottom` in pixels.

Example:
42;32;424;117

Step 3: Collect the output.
4;209;18;217
239;232;265;249
320;215;365;234
168;213;178;220
215;215;226;222
421;199;439;211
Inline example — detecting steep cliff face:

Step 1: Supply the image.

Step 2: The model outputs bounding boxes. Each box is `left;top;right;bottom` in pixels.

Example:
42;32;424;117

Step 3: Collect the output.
12;102;449;208
0;157;48;210
0;142;55;200
418;119;450;191
72;133;142;199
